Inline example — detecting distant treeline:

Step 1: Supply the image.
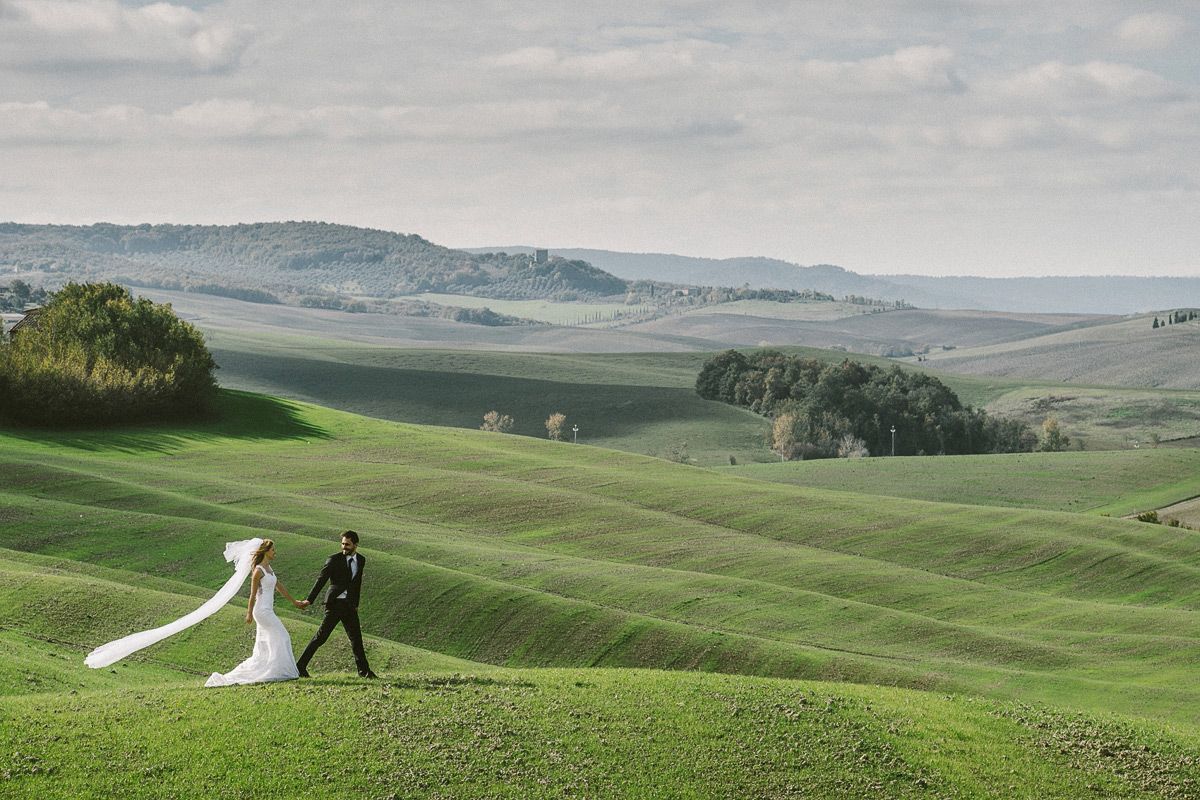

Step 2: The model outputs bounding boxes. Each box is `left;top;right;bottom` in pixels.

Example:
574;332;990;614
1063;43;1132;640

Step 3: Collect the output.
1152;311;1196;328
696;350;1034;458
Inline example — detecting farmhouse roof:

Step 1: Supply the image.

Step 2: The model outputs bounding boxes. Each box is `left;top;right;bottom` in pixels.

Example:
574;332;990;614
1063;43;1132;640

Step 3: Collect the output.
8;306;42;339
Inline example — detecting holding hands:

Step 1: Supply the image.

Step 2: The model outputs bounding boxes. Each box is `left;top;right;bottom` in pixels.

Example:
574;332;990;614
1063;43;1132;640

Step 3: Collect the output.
295;599;311;610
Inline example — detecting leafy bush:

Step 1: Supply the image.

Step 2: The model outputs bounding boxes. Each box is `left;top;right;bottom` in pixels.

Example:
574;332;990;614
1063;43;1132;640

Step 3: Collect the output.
545;412;567;441
0;282;217;426
481;410;514;433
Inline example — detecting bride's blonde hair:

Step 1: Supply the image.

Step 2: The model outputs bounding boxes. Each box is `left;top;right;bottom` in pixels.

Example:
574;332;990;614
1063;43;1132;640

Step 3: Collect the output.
252;539;275;567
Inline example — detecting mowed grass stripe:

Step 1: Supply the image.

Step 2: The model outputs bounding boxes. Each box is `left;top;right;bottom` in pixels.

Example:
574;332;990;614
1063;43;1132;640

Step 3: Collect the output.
727;449;1200;517
7;455;1200;673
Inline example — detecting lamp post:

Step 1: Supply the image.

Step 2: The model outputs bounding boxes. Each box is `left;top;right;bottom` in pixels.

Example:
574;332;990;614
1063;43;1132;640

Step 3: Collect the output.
572;424;579;444
890;425;896;456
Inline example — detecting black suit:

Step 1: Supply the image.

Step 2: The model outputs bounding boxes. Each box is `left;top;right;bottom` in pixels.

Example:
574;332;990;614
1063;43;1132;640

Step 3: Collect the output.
297;551;372;676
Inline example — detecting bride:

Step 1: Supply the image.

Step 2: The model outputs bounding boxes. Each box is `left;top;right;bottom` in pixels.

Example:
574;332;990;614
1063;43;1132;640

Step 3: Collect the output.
85;537;307;686
206;538;305;686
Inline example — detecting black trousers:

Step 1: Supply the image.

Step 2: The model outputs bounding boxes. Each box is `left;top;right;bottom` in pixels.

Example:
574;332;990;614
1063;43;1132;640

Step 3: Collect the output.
297;599;371;675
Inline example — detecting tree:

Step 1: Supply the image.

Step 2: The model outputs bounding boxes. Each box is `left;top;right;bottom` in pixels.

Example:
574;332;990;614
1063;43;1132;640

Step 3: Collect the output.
1153;317;1160;329
837;433;869;458
481;410;513;433
545;412;567;441
1039;415;1070;452
699;350;1033;458
0;282;217;426
10;280;31;303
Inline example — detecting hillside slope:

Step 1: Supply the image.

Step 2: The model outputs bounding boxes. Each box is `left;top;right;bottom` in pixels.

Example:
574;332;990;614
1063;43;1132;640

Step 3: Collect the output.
727;449;1200;516
623;307;1111;354
921;314;1200;389
3;392;1200;729
4;669;1198;799
467;246;1200;314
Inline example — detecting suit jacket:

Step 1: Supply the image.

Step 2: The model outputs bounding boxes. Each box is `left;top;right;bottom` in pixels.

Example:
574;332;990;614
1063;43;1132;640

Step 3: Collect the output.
306;551;365;608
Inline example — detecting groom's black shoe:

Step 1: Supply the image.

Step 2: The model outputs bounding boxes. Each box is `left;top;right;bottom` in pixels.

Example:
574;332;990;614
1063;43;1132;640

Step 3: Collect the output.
298;669;310;678
360;670;377;679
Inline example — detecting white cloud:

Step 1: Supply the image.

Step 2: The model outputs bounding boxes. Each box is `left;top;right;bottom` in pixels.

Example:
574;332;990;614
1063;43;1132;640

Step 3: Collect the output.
987;60;1183;105
492;39;726;82
0;100;150;142
0;96;744;144
0;0;252;71
1115;12;1187;50
794;46;960;94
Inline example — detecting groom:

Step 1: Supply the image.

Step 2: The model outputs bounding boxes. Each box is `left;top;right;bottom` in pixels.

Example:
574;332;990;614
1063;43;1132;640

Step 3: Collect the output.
296;530;377;678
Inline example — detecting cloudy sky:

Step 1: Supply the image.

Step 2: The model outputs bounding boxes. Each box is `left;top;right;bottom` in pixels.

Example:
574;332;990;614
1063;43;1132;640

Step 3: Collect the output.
1;1;1197;277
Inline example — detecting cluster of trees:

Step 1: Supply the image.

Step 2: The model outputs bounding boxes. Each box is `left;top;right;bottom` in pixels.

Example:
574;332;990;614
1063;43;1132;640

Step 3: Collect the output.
1152;311;1197;328
0;282;217;426
0;280;49;311
842;295;913;309
696;350;1035;459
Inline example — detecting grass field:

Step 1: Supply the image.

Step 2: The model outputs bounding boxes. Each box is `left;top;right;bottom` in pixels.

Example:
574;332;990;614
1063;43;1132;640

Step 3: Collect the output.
921;313;1200;390
4;393;1200;718
728;449;1200;517
677;299;872;321
4;669;1199;798
206;341;775;465
984;385;1200;451
404;293;655;326
143;289;1200;460
4;392;1200;795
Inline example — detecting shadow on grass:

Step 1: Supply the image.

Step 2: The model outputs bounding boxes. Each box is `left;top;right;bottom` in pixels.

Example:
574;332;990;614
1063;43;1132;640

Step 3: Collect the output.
294;674;533;690
0;390;331;454
211;348;750;440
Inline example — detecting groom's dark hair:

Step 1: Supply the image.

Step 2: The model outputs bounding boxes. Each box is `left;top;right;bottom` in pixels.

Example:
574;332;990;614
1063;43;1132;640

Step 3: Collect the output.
342;530;359;544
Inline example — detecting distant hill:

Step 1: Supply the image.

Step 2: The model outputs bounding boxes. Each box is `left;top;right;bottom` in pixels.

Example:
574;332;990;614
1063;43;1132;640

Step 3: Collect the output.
920;312;1200;389
0;222;629;302
623;307;1113;356
467;246;1200;314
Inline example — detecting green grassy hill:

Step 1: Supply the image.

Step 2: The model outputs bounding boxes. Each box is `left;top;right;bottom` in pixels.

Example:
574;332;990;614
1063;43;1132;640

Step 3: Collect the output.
4;392;1200;796
143;288;1200;457
729;449;1200;517
3;393;1200;720
5;669;1199;798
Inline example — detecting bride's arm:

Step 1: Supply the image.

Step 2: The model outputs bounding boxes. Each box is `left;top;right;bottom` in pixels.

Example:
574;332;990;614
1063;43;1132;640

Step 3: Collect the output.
245;568;261;624
275;578;306;609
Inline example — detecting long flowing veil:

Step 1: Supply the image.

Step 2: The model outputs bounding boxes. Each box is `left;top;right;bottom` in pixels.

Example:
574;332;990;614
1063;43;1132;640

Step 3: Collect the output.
84;538;263;669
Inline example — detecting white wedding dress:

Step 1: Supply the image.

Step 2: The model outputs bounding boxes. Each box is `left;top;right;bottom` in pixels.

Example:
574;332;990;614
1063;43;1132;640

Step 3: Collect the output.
205;566;300;687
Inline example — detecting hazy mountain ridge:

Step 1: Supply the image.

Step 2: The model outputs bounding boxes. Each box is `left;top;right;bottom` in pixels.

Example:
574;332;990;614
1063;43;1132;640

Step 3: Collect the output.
0;222;628;301
467;246;1200;314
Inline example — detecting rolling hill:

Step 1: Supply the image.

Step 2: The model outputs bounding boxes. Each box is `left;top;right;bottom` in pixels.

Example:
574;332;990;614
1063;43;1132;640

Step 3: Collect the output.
0;221;628;303
4;392;1200;795
3;392;1200;723
126;289;1200;459
918;313;1200;390
621;306;1113;355
726;449;1200;517
468;246;1200;314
